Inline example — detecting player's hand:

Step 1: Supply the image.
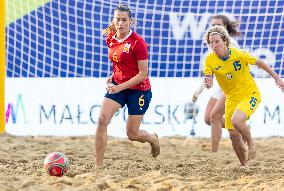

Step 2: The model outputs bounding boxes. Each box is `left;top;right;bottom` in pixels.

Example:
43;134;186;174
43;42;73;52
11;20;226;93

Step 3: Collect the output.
106;75;113;85
275;77;284;92
192;93;198;102
204;75;213;89
106;83;121;94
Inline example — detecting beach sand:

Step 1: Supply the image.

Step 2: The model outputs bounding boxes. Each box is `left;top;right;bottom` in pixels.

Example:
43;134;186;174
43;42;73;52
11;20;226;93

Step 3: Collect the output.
0;134;283;190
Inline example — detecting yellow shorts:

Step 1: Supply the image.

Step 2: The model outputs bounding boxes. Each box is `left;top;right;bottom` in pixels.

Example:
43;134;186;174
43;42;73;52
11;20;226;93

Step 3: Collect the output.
225;91;261;129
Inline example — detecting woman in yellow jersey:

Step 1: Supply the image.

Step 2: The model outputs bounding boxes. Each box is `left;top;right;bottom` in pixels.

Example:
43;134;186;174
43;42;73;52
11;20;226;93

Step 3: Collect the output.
192;14;241;153
203;25;284;166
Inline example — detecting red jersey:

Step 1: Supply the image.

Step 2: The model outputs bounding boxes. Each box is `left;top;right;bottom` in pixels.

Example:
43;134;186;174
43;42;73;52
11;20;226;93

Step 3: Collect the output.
106;30;151;91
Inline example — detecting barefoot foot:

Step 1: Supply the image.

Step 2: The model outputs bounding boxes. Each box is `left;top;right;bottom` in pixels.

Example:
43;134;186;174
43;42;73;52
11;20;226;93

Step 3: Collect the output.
248;144;256;161
150;133;160;158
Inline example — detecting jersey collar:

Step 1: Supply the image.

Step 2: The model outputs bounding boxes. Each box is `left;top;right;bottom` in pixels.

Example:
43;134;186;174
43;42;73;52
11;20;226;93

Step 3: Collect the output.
219;48;231;61
113;29;132;43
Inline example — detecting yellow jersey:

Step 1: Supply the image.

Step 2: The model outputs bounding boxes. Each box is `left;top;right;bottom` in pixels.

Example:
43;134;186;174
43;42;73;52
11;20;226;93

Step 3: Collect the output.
204;47;260;98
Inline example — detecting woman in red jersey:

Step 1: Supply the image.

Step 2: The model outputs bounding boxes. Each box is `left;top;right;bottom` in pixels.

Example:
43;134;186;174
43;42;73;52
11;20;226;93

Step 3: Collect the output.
95;4;160;167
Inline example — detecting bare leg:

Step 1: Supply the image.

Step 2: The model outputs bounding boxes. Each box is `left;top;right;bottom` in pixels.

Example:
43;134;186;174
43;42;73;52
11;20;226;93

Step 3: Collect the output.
126;115;160;158
204;97;217;126
221;115;225;128
228;129;248;166
210;117;222;152
95;98;121;167
232;109;256;161
210;94;225;152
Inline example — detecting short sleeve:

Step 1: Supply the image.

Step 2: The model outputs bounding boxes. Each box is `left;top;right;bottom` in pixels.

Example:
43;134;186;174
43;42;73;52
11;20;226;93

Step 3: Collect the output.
133;39;148;60
204;56;213;76
242;49;258;65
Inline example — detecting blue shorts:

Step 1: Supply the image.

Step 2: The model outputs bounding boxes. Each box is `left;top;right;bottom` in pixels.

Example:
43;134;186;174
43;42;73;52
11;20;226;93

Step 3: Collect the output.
105;88;152;115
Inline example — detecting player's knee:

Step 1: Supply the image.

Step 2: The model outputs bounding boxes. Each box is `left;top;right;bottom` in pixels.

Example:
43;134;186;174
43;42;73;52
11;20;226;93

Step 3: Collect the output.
229;130;241;141
126;130;138;141
229;133;239;141
210;111;221;124
97;115;110;129
204;115;211;126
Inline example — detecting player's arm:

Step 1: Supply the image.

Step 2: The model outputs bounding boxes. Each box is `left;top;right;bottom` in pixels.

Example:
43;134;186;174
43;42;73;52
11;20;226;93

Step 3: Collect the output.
203;56;214;89
255;60;284;92
192;82;205;102
107;60;148;94
204;74;213;89
106;73;113;85
117;59;148;90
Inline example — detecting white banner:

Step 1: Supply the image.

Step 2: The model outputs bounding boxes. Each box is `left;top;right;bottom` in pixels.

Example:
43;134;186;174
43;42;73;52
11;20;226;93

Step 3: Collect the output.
5;78;284;137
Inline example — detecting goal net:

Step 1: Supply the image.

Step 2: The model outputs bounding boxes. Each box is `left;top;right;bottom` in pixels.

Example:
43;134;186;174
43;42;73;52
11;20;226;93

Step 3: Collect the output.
6;0;284;78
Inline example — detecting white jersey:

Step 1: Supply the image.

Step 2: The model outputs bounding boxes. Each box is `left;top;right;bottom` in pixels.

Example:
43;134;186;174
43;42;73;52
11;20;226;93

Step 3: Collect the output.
230;37;240;49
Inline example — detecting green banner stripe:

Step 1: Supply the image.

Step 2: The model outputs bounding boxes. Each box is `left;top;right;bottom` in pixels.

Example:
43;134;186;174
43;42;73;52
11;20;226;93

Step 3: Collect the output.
6;0;50;25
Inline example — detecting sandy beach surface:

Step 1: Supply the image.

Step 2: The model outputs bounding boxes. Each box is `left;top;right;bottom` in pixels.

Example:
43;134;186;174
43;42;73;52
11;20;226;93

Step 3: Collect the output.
0;134;283;191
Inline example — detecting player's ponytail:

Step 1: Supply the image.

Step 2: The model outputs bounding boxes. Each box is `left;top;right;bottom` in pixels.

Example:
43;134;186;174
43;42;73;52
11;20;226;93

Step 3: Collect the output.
102;22;116;36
